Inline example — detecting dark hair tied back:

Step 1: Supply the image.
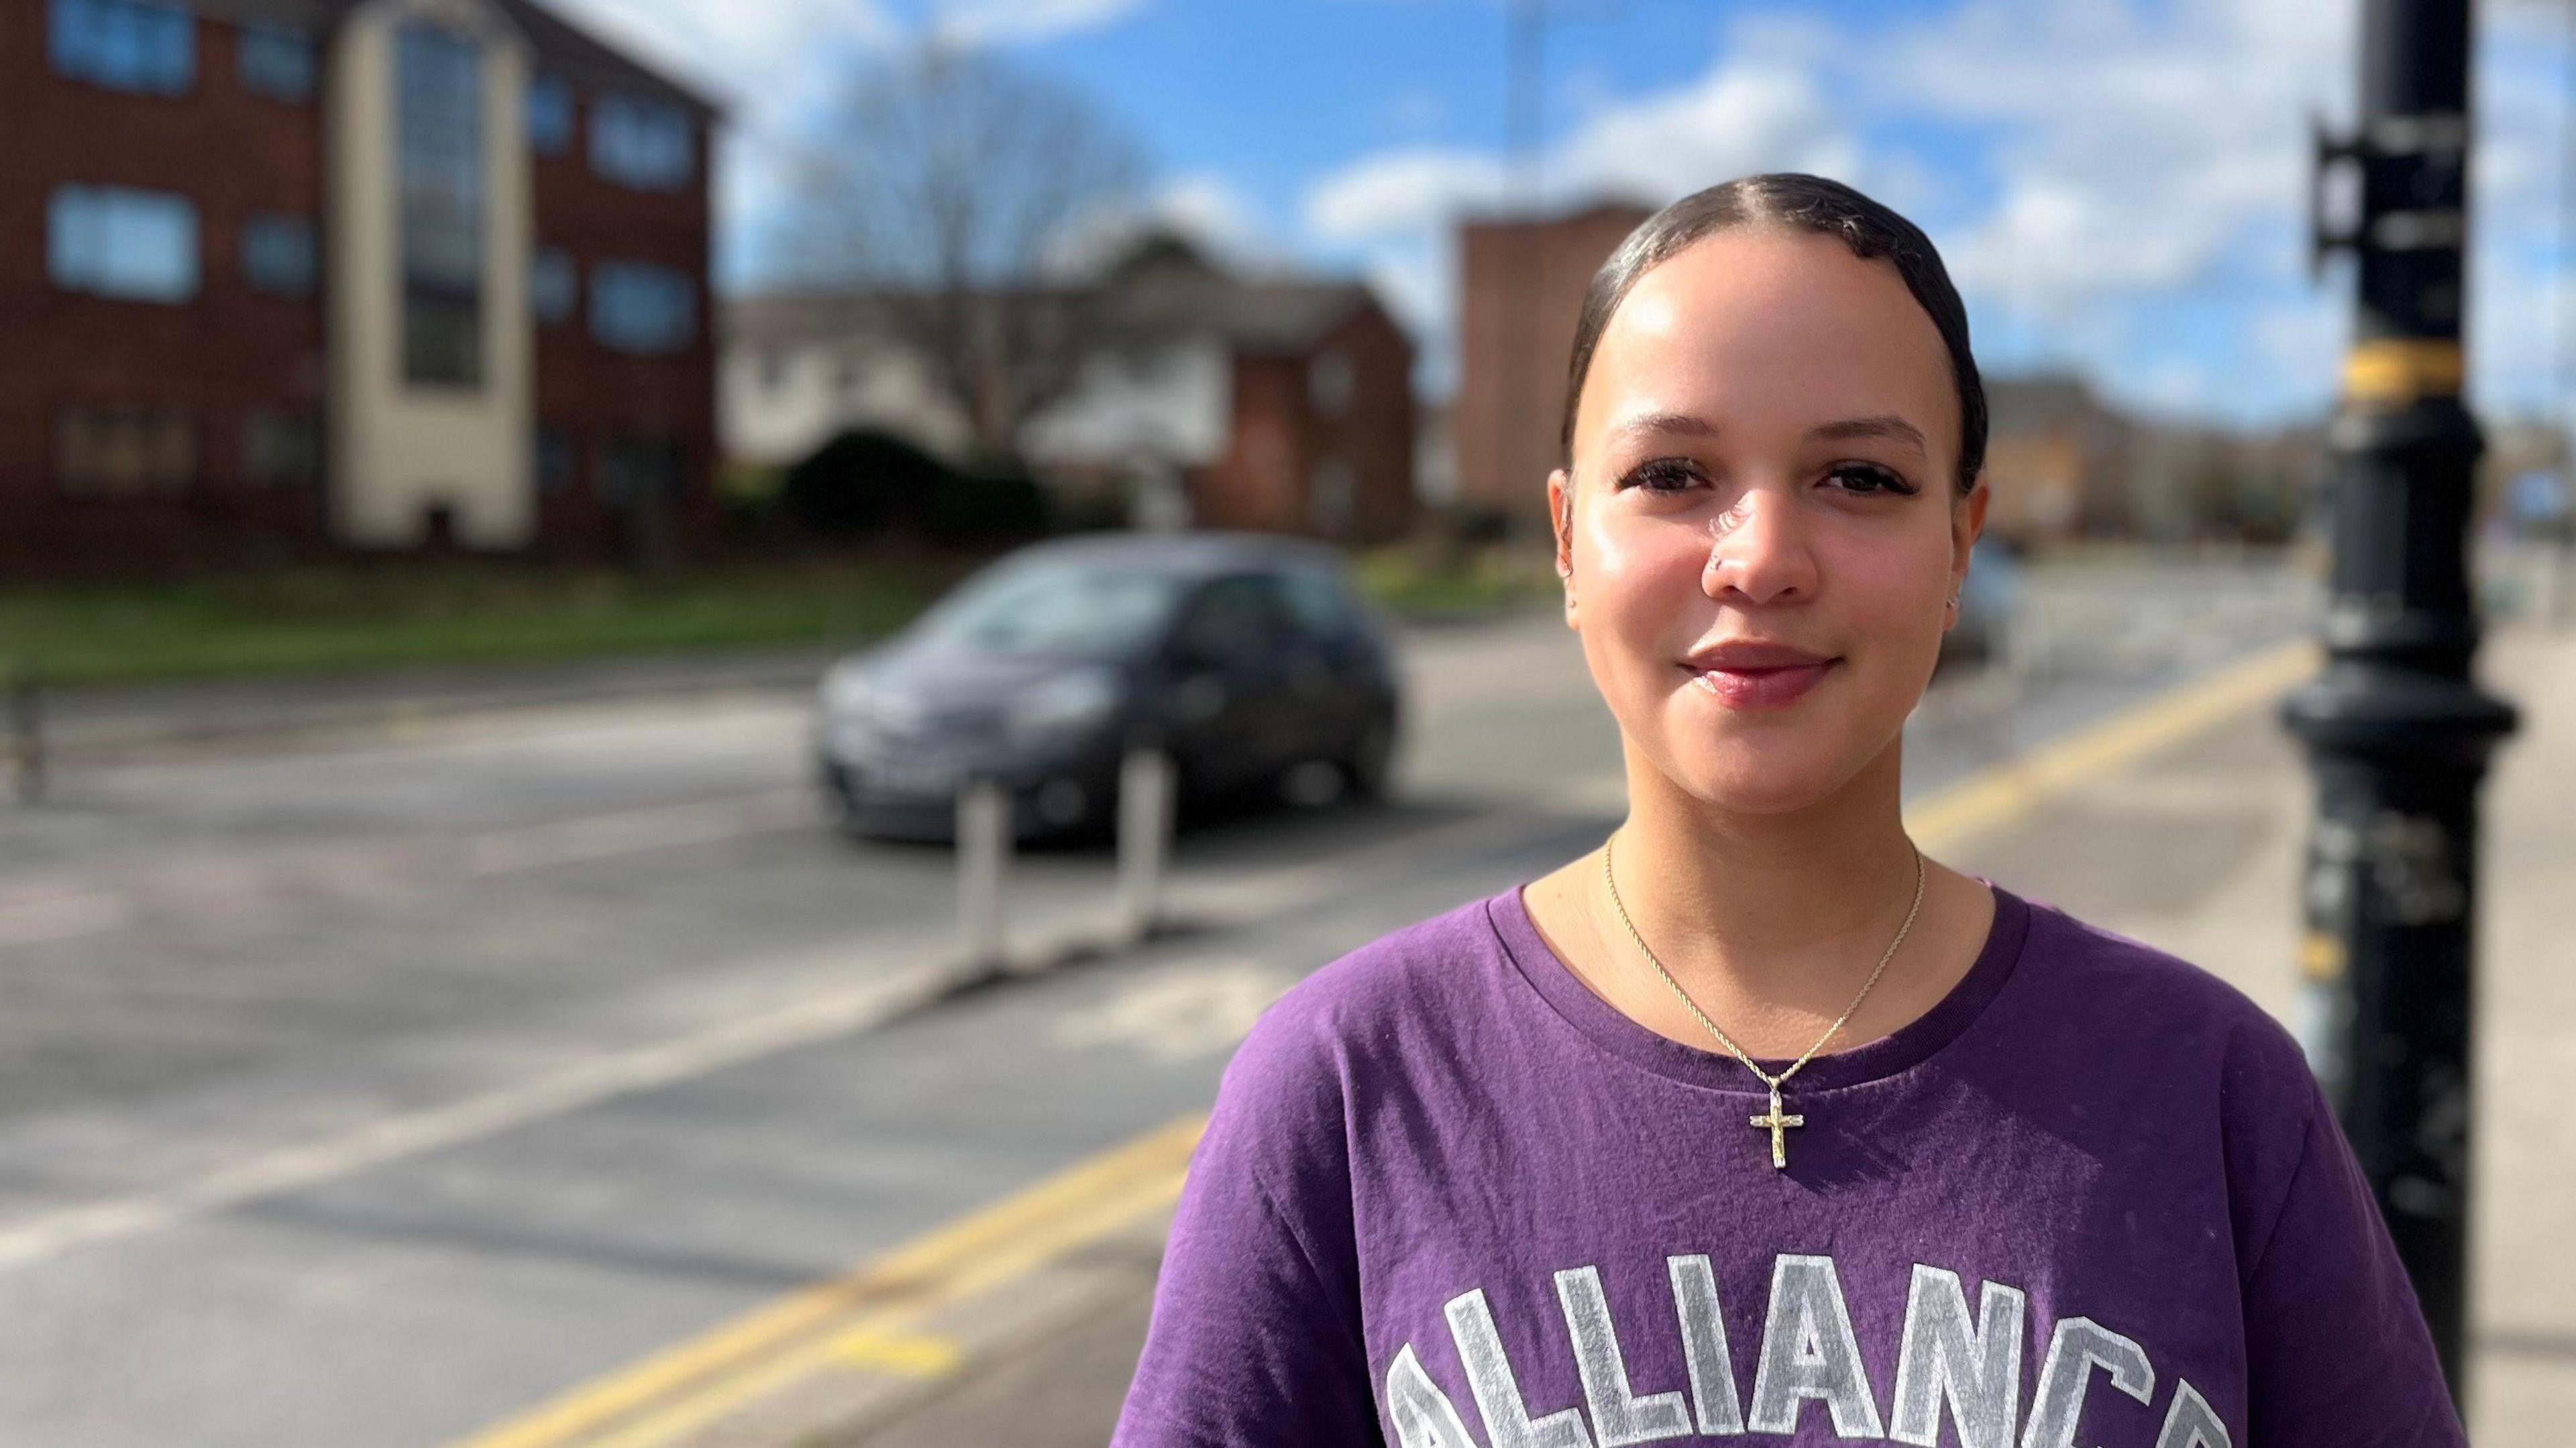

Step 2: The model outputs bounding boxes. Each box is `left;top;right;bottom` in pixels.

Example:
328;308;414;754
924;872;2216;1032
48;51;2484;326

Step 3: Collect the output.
1560;173;1987;497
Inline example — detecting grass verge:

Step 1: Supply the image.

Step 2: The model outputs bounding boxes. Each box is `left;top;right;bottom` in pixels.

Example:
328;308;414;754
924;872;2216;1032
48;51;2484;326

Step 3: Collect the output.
0;557;957;688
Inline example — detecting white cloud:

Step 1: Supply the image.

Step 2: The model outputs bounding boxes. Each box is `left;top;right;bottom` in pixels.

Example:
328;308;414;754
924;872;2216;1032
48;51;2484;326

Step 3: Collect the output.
1299;0;2575;423
1307;148;1511;243
932;0;1155;46
1150;174;1282;266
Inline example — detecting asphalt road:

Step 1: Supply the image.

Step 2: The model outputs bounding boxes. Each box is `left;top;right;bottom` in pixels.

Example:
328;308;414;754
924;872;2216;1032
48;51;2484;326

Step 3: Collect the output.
0;557;2320;1448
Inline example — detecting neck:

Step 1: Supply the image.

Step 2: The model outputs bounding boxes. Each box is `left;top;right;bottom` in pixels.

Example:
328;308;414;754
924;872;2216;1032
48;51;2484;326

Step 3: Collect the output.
1599;732;1923;1017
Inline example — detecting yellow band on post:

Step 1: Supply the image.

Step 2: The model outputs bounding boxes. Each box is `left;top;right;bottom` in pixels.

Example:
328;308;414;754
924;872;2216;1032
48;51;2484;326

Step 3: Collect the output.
2341;339;2464;405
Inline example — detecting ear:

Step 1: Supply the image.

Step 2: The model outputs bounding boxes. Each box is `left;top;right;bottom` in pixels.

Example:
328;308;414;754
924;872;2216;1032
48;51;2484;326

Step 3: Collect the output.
1548;467;1578;626
1946;476;1990;626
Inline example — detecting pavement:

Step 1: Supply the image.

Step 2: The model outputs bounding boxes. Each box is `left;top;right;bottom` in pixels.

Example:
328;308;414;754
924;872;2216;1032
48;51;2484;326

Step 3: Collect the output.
733;612;2576;1448
19;645;847;763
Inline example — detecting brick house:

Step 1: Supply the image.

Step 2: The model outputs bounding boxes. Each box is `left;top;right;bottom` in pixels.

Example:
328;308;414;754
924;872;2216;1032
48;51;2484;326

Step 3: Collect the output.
723;234;1420;547
0;0;718;573
1452;200;1652;540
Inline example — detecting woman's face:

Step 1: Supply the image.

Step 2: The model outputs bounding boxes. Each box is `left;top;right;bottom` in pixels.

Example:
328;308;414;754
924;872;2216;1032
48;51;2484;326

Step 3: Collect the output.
1550;225;1987;816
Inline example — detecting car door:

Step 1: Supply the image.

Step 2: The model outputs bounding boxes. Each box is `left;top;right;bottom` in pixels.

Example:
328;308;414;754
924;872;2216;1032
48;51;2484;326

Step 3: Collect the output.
1269;567;1385;758
1164;573;1302;792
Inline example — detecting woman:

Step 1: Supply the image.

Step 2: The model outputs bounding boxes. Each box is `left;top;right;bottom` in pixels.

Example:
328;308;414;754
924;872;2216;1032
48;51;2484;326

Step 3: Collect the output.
1110;174;2460;1447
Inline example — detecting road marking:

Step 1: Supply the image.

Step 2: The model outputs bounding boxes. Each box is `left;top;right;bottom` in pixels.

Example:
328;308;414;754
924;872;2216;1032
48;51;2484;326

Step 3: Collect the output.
442;1113;1203;1448
1904;638;2320;850
1046;958;1298;1062
828;1328;966;1378
0;954;974;1272
461;789;817;876
0;789;817;955
0;889;130;948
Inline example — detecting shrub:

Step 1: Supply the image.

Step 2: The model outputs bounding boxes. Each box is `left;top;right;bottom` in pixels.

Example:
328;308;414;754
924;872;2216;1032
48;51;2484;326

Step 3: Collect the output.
779;429;954;537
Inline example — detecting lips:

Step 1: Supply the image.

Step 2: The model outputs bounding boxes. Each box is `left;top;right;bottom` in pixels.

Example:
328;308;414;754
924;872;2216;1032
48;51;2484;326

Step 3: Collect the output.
1680;642;1839;710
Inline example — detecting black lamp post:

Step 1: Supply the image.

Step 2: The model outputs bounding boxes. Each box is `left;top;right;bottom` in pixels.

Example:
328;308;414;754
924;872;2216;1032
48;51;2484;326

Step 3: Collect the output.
2291;0;2520;1404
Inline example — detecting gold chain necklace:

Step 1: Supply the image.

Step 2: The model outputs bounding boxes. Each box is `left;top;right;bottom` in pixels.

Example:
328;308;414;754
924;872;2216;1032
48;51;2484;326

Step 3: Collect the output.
1600;830;1926;1169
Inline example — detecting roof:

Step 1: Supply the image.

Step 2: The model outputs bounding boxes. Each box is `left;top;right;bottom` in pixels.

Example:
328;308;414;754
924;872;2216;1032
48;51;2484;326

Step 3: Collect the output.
725;233;1395;359
204;0;718;115
490;0;720;116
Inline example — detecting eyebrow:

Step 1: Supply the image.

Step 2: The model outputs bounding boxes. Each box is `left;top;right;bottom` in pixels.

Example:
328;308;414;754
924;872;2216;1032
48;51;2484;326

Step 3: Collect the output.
1808;414;1929;459
1603;410;1929;459
1605;411;1717;449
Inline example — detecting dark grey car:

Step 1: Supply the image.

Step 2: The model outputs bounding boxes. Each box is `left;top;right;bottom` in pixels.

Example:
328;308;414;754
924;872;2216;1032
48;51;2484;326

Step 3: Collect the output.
815;531;1404;844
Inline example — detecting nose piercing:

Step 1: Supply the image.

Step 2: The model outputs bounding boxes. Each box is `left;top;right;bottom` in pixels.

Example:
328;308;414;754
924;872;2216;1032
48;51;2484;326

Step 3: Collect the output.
1703;494;1754;573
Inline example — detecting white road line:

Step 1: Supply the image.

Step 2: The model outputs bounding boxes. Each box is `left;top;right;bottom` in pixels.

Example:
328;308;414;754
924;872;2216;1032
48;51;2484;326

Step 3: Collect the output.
0;789;822;954
0;890;132;949
460;789;818;876
0;953;969;1272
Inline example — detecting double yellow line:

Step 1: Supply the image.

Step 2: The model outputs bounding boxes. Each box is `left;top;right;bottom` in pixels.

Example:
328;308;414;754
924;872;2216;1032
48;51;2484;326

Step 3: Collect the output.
1904;638;2318;849
447;1114;1205;1448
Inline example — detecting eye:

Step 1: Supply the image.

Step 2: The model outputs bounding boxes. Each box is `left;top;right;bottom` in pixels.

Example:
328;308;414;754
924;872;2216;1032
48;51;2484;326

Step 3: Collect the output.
1825;462;1919;498
1617;457;1705;494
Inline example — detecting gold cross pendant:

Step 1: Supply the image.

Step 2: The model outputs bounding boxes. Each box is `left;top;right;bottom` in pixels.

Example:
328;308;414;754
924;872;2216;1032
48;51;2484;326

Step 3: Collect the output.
1750;1086;1805;1170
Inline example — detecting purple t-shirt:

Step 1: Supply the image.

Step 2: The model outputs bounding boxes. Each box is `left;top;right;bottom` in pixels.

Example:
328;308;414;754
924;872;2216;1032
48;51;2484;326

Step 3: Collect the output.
1111;881;2463;1447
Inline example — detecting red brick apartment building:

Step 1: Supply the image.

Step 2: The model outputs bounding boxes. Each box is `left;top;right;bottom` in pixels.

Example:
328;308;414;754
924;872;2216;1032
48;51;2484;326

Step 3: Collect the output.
1452;201;1651;539
0;0;718;573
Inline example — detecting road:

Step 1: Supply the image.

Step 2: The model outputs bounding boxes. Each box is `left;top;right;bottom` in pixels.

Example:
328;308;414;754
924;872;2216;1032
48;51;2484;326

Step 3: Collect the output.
0;557;2323;1447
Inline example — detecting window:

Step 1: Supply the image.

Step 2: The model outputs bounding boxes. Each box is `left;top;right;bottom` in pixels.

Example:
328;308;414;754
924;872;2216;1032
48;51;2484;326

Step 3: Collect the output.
241;213;317;296
590;95;693;191
591;262;696;354
398;23;485;386
527;74;574;154
54;406;196;496
237;24;313;102
1277;569;1361;642
50;0;193;94
535;427;576;496
1176;575;1289;665
531;247;577;325
49;186;198;302
241;410;320;486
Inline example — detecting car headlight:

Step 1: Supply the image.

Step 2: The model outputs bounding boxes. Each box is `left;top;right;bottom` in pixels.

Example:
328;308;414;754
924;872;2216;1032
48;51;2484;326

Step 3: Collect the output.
820;661;876;718
1010;669;1120;740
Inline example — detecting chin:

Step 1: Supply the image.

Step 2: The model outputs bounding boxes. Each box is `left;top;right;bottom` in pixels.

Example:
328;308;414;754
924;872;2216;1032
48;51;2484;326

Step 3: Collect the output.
1668;758;1849;817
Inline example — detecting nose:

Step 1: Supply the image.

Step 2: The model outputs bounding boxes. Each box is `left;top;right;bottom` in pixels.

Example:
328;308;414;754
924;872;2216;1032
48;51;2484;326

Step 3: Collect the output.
1701;486;1816;606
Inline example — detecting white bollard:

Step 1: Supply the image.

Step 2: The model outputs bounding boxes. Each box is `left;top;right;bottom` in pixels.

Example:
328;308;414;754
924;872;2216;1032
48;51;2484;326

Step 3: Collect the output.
1117;747;1175;948
957;777;1010;970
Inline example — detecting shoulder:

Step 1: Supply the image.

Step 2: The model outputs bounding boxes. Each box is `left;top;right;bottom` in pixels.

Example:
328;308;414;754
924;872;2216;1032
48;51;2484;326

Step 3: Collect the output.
2015;891;2314;1089
1224;890;1509;1102
2006;891;2328;1237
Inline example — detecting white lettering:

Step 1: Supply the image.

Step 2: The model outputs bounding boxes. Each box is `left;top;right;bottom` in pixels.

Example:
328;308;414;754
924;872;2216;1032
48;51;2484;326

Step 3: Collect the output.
1554;1265;1692;1445
1890;1264;2027;1448
1446;1288;1595;1448
1388;1342;1486;1448
1668;1254;1746;1434
1747;1254;1886;1439
2020;1317;2155;1448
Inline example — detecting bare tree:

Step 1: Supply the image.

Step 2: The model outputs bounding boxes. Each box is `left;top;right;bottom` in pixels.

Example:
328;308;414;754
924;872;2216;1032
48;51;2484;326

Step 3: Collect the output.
772;43;1151;469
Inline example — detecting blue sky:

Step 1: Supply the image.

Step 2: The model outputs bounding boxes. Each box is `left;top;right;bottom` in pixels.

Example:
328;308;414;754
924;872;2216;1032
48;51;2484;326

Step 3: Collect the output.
557;0;2576;430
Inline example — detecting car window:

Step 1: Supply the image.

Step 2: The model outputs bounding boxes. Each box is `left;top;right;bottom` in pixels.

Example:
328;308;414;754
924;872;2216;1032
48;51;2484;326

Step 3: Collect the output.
916;561;1187;659
1275;569;1358;642
1175;575;1286;665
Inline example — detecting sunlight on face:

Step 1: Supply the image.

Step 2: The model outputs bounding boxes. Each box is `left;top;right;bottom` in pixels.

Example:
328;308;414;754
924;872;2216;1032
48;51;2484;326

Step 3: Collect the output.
1550;225;1987;816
